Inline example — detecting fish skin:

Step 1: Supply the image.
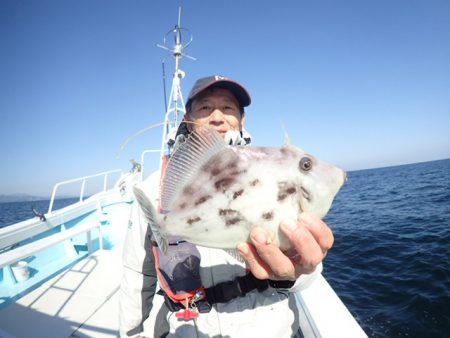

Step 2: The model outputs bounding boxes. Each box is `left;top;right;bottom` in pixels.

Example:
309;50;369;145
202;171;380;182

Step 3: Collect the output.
134;127;345;253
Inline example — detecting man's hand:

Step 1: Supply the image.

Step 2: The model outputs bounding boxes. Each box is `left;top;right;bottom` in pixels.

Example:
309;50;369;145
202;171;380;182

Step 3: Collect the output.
237;212;334;281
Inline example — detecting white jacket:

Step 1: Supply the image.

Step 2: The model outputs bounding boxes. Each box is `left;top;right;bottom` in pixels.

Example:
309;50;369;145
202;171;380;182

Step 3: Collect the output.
119;170;322;338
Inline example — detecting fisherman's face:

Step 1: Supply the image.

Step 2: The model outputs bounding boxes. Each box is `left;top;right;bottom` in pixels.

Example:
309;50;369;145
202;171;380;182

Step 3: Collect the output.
187;88;245;137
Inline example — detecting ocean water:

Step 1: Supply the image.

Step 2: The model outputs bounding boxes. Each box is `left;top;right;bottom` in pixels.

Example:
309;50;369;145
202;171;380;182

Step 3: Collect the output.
1;159;449;337
323;158;450;338
0;197;80;228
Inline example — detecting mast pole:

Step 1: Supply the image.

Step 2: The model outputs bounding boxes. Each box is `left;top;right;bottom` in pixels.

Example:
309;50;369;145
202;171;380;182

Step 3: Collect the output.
157;6;195;172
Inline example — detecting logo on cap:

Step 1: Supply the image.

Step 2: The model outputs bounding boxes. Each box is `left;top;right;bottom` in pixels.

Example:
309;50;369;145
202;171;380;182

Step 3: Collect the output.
214;75;228;81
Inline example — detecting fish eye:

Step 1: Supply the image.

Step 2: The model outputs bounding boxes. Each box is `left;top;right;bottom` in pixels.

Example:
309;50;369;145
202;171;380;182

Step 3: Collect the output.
299;157;312;172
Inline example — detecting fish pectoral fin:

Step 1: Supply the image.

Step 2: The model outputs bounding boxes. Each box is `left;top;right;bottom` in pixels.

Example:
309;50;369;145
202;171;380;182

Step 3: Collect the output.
133;185;168;254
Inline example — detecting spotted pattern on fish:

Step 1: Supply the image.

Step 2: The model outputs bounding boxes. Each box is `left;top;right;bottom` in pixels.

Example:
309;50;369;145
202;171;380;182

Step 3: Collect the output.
203;155;238;178
195;195;212;206
219;208;239;216
227;159;239;169
280;146;297;157
225;218;242;226
215;177;236;192
219;209;244;227
280;147;288;155
137;127;346;252
204;162;223;177
262;211;274;220
211;168;221;176
183;185;195;196
187;216;201;226
277;182;297;202
233;189;244;199
229;169;248;176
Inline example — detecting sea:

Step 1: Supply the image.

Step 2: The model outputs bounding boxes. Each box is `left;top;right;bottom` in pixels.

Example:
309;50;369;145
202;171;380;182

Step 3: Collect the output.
1;159;449;337
0;197;80;228
323;158;450;338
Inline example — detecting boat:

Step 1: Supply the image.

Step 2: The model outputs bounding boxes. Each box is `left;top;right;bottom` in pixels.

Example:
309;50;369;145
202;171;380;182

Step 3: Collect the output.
0;8;367;338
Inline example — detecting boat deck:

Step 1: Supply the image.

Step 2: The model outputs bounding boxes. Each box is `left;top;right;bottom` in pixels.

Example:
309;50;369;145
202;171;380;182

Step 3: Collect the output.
0;249;122;338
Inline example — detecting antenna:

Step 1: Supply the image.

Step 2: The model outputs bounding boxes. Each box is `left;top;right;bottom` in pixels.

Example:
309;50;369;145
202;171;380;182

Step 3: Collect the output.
157;6;195;167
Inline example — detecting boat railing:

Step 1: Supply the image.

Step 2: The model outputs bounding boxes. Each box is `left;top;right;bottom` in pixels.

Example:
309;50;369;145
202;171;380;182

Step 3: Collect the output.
48;169;123;214
0;221;103;270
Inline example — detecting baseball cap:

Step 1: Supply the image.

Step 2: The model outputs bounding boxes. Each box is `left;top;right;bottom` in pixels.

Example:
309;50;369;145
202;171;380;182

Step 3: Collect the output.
186;75;251;108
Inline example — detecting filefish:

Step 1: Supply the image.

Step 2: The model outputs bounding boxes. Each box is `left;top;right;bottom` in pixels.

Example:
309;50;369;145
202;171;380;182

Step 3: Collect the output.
133;127;346;254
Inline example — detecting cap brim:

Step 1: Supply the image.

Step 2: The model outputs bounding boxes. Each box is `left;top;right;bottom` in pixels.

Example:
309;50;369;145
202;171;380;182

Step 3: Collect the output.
187;78;251;108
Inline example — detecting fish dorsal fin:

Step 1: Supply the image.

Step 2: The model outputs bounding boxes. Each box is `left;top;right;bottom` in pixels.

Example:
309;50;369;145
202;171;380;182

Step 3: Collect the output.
161;127;233;211
281;122;291;145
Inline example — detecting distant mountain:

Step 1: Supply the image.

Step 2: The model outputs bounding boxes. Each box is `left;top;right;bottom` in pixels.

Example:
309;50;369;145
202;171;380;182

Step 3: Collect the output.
0;194;48;203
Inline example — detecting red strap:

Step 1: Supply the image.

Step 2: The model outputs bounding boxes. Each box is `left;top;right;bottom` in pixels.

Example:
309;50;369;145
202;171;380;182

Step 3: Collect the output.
175;309;199;320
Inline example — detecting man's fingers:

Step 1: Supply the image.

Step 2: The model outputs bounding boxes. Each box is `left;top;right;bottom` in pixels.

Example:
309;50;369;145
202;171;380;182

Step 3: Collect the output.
249;227;296;280
237;226;297;281
298;212;334;252
237;215;335;280
280;218;325;271
237;242;272;280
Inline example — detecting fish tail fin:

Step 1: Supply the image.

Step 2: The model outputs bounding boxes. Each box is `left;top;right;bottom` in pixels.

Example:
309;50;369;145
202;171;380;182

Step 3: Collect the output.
133;185;169;254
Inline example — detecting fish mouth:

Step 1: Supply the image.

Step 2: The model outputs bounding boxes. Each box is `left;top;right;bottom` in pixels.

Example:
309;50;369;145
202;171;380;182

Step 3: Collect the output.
301;186;311;202
299;186;310;212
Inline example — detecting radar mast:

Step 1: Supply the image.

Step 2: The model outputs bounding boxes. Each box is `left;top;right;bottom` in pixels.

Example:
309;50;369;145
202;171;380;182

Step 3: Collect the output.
157;6;195;164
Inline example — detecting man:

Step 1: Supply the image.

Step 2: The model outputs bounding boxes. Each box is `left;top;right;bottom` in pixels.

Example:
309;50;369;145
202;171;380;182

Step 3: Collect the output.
119;75;334;338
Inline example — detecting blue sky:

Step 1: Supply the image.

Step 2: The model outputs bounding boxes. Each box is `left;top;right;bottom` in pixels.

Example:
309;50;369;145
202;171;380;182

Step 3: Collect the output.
1;0;449;196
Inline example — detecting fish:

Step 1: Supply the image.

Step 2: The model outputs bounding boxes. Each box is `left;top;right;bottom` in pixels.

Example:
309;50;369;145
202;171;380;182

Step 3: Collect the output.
133;127;346;254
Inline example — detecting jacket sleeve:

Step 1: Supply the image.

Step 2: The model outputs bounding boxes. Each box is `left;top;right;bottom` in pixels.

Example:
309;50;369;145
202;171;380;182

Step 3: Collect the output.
288;263;323;293
119;172;160;337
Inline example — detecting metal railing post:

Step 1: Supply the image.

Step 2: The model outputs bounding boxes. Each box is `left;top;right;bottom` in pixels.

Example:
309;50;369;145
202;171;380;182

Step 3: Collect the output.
48;184;59;214
98;224;103;250
86;230;92;254
103;173;108;191
47;169;123;214
80;179;86;202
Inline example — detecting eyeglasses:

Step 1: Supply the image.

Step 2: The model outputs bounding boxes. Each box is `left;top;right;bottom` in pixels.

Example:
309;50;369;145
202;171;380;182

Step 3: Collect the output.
190;103;240;119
